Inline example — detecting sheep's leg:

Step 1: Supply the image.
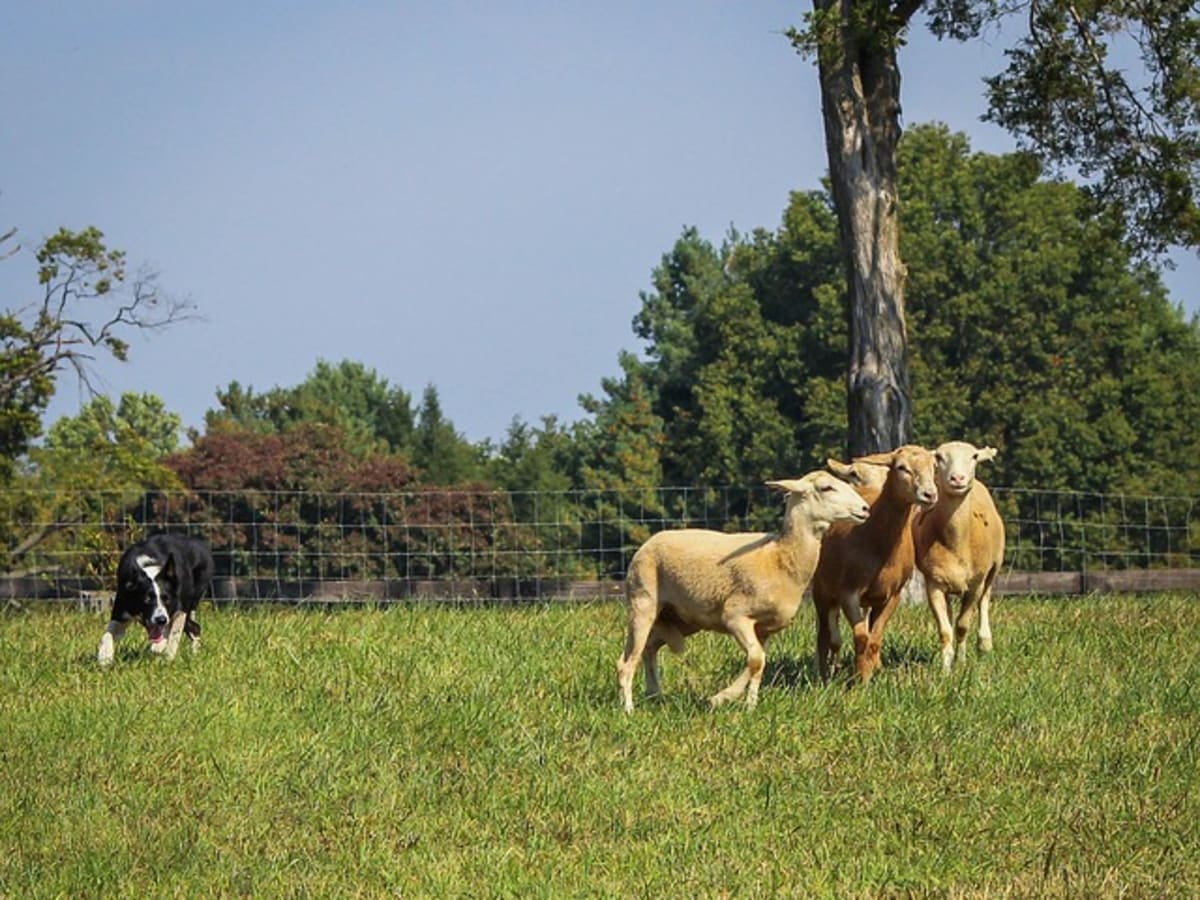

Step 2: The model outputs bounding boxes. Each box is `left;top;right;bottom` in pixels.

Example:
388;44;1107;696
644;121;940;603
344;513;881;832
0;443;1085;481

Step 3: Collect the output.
617;590;657;713
825;606;843;678
642;633;666;701
926;583;956;672
976;570;997;654
865;593;902;678
710;616;766;708
815;601;843;682
955;591;980;665
839;593;872;683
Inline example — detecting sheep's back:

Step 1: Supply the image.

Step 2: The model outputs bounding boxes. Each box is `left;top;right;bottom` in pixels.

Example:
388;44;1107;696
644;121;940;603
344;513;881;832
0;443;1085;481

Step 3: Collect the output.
628;529;772;625
916;482;1004;591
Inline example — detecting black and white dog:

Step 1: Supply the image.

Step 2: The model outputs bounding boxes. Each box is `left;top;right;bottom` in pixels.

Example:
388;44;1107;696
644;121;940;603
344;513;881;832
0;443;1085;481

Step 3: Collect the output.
97;534;214;666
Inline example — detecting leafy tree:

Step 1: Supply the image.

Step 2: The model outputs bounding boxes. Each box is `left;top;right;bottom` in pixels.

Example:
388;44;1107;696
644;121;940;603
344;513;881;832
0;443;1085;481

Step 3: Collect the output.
575;352;667;564
206;359;414;455
489;415;577;494
0;227;194;480
483;416;591;579
614;215;847;488
594;124;1200;505
788;1;1200;454
898;124;1200;496
577;352;665;495
3;392;183;577
43;392;181;461
163;421;529;582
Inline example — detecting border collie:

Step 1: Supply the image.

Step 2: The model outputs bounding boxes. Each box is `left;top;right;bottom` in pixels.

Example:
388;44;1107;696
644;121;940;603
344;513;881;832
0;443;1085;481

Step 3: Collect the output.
97;534;214;666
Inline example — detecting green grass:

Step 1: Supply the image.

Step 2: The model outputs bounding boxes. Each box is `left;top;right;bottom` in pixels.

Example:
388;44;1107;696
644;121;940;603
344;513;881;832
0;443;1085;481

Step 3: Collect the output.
1;594;1198;897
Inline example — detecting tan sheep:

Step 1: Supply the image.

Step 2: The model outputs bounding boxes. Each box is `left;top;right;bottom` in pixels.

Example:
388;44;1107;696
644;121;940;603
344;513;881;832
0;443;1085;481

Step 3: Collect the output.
826;457;889;492
617;471;871;712
914;441;1005;671
812;445;939;683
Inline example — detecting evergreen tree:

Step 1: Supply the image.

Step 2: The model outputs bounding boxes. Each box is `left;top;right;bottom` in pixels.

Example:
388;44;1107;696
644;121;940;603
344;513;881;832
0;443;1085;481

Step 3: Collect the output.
412;384;484;485
490;415;576;494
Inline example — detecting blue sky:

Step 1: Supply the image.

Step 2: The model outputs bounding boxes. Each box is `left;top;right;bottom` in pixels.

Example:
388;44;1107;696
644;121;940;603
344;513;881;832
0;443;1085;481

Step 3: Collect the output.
3;2;1197;444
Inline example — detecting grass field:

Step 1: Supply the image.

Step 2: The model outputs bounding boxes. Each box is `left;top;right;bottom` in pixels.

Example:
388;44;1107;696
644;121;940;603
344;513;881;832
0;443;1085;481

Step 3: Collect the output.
1;594;1198;897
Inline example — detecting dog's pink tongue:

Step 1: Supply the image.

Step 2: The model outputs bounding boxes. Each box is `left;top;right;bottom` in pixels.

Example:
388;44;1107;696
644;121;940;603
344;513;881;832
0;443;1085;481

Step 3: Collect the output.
148;625;166;644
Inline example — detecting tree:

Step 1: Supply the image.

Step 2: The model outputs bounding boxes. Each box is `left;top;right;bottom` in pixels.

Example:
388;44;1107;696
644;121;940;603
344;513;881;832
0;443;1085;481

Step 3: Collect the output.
576;352;667;565
618;218;847;487
3;392;183;576
489;415;577;494
599;125;1200;500
789;2;1200;454
206;359;415;455
577;352;666;498
897;124;1200;496
412;384;484;485
0;227;194;479
0;225;16;262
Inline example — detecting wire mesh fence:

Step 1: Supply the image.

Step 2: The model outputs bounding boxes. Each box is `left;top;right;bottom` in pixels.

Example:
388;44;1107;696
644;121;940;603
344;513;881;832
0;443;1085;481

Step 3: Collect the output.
2;484;1198;602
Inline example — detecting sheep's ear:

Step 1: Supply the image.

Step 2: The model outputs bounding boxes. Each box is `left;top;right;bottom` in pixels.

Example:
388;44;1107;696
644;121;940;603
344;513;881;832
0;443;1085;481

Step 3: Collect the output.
852;450;896;467
826;459;854;479
765;479;799;493
976;446;998;463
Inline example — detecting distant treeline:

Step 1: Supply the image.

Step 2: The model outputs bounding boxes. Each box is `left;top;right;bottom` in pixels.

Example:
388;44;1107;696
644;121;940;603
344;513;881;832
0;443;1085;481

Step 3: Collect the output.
4;125;1200;579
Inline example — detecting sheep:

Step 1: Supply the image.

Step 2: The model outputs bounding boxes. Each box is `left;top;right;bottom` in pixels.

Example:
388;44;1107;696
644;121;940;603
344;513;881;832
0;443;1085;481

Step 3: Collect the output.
616;471;871;712
914;441;1005;672
827;457;889;492
811;445;938;683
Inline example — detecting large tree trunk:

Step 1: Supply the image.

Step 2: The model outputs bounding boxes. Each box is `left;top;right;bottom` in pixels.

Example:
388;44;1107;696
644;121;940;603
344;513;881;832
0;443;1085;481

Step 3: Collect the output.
815;3;912;456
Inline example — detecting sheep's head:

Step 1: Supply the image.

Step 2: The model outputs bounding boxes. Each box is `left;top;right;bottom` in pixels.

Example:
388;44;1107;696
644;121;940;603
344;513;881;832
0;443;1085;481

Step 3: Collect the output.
766;471;871;532
853;445;939;510
933;441;998;497
826;457;889;492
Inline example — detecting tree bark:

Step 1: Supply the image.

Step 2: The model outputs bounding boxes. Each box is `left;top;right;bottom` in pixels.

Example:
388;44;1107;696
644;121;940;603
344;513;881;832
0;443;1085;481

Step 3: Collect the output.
814;1;912;456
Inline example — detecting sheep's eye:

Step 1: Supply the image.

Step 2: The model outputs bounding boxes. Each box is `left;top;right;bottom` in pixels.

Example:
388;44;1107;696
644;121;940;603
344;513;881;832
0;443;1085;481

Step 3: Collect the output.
818;484;835;493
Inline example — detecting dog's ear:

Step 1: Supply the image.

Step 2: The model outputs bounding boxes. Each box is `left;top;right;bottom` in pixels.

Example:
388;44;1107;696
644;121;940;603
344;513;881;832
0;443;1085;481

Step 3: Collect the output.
160;552;178;583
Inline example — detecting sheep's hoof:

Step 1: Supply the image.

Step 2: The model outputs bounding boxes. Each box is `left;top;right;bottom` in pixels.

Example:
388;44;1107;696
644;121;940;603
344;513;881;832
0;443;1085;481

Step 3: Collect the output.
978;636;994;653
940;646;956;672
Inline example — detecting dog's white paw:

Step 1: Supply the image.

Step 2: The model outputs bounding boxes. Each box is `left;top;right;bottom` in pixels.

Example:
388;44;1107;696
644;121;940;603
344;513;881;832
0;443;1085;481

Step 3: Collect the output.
98;634;114;666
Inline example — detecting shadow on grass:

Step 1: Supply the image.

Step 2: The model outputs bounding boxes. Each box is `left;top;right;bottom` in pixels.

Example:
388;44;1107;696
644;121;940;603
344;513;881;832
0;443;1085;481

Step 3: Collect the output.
763;636;939;694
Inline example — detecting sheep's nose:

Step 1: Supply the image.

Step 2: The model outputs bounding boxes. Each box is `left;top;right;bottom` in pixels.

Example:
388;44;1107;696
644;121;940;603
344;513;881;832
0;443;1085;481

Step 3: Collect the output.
920;488;938;506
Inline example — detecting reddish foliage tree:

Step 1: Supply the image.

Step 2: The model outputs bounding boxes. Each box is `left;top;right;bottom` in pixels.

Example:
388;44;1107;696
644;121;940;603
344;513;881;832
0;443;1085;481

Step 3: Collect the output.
151;422;526;582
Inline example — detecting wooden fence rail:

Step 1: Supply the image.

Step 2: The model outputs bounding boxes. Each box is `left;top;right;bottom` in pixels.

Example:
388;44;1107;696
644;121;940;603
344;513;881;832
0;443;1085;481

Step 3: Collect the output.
6;569;1200;608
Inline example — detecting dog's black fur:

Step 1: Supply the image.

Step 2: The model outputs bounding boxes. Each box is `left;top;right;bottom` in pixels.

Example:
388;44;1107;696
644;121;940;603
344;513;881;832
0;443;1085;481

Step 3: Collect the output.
108;533;213;650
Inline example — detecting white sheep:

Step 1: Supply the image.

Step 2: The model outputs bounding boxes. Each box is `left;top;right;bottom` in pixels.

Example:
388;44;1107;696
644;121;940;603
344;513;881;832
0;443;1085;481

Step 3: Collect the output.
616;471;871;712
913;441;1005;671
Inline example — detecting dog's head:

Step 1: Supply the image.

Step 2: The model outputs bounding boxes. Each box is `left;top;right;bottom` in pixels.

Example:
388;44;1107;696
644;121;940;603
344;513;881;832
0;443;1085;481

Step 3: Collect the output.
115;551;182;649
